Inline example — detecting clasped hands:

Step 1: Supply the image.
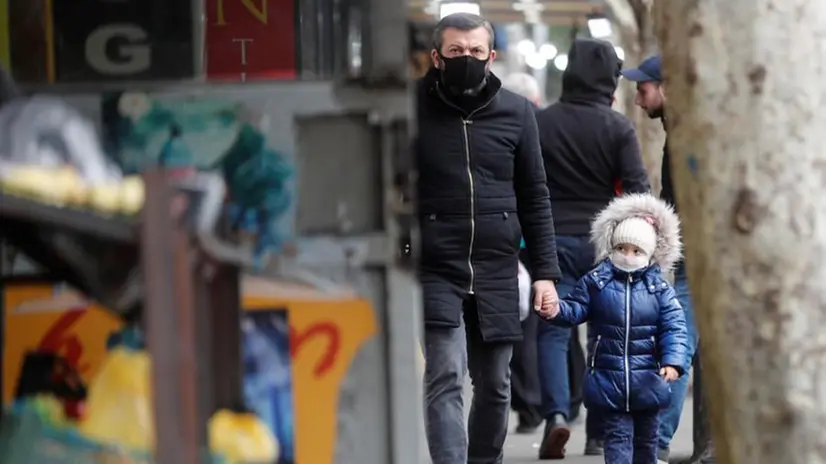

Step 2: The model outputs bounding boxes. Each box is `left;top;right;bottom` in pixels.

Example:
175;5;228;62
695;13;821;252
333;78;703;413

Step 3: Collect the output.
533;280;560;319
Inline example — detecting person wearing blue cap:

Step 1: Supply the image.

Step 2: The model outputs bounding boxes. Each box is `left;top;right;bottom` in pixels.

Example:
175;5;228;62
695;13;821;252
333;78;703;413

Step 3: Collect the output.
621;55;714;464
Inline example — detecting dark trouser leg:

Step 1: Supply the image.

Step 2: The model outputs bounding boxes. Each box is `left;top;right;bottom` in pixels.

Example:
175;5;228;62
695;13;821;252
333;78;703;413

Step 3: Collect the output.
510;309;542;429
632;410;660;464
466;311;513;464
586;408;605;440
568;327;585;421
602;410;634;464
423;325;467;464
537;323;571;417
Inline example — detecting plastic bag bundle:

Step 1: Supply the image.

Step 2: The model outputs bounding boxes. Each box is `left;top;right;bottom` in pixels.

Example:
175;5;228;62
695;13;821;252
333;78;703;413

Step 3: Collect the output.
78;347;154;452
0;96;122;185
518;261;531;321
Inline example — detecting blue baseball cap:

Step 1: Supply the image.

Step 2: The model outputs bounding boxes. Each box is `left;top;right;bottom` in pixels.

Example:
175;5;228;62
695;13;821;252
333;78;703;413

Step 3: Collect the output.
620;55;662;82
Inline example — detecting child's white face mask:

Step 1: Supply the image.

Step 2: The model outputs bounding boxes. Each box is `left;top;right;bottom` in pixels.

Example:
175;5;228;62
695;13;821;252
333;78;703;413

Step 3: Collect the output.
610;244;650;272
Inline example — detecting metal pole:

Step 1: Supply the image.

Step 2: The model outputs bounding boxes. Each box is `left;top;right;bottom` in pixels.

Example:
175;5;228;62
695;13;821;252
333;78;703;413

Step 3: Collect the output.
142;170;202;464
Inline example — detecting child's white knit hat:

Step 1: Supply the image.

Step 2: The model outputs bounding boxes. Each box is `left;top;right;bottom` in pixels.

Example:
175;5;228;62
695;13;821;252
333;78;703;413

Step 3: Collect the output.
611;217;657;258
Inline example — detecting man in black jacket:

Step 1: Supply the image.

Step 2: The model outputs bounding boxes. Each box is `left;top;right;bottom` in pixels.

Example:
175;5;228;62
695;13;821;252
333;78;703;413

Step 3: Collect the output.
534;38;650;460
416;13;562;464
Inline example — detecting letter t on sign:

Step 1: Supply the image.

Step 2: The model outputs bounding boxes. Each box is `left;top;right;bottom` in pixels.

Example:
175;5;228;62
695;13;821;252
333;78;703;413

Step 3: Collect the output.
232;38;253;81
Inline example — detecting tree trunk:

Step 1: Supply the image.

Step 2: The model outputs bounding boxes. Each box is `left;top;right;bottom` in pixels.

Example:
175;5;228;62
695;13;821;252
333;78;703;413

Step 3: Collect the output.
656;1;826;463
606;0;666;193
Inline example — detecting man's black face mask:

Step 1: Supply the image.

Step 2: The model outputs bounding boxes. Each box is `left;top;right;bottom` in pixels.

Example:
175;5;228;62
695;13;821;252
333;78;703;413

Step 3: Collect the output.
438;54;489;92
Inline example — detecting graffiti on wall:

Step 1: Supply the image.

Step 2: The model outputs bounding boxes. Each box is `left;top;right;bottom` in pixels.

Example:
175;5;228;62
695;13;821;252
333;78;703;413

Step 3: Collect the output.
246;296;377;464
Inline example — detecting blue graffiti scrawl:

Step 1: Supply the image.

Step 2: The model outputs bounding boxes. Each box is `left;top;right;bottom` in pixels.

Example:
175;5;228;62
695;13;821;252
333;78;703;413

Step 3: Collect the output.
101;92;294;265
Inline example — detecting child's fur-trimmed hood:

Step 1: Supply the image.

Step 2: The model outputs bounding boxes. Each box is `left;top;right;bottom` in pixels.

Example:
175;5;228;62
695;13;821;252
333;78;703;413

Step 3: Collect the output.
590;193;682;272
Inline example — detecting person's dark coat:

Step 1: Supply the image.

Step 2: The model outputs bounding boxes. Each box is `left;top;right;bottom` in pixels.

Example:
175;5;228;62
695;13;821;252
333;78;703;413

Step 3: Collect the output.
535;38;650;236
416;67;561;342
0;65;19;107
552;194;688;412
660;130;677;211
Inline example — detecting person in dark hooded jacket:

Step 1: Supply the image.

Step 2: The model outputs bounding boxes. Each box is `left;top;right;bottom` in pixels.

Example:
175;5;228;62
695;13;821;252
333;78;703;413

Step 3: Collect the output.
533;38;650;459
0;65;19;106
541;193;688;464
415;13;562;464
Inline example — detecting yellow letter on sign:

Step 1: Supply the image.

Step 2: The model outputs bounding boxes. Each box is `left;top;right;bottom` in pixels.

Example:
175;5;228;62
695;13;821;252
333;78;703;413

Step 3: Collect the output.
214;0;268;26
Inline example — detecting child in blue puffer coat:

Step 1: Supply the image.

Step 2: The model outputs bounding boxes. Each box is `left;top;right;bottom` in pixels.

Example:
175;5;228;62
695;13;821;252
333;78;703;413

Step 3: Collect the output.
539;193;688;464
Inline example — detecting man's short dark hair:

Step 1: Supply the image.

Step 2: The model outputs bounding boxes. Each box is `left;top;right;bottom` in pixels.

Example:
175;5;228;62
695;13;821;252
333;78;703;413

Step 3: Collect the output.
431;13;495;52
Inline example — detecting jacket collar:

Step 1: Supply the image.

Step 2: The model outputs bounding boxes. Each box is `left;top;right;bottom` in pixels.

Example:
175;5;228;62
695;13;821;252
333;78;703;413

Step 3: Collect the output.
591;258;665;293
422;67;502;116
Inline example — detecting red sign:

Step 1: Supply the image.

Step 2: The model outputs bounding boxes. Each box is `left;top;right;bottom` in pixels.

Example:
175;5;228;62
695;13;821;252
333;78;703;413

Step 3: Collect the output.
205;0;297;81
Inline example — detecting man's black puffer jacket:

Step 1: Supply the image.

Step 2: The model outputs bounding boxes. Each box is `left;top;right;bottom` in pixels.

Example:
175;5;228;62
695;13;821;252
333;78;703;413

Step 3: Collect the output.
415;67;561;342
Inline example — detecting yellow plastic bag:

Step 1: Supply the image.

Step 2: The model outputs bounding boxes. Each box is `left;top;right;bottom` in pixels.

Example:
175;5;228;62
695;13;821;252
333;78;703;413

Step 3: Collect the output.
78;347;154;452
209;409;279;463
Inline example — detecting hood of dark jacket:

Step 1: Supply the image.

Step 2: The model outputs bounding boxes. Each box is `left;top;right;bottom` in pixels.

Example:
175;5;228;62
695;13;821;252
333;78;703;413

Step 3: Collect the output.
560;38;621;106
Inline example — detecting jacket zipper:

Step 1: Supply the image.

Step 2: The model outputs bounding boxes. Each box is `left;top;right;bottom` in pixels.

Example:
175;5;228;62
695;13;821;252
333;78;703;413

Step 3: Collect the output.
590;335;602;373
435;84;495;294
461;119;476;293
624;275;632;412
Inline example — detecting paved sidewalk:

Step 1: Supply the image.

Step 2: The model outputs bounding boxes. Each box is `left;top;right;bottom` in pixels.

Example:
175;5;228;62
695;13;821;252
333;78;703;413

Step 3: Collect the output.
502;400;694;463
416;340;696;463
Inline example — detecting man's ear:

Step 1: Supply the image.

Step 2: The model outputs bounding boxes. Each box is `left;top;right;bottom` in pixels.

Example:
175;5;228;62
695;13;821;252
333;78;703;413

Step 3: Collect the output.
430;49;440;68
658;82;667;99
484;50;497;73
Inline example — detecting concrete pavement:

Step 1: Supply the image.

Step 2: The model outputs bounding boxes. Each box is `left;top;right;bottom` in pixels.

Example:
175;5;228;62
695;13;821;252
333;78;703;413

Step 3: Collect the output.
416;340;697;463
502;400;694;463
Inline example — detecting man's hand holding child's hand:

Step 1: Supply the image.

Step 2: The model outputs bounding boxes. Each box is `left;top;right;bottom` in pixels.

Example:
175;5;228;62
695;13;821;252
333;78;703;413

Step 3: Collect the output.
660;366;679;382
533;280;560;319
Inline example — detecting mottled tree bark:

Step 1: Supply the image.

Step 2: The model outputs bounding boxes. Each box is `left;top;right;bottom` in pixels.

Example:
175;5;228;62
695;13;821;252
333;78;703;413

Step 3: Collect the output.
657;1;826;463
605;0;666;193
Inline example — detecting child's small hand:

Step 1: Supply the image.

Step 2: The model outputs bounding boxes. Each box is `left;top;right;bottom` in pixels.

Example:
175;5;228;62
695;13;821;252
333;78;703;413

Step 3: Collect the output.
659;366;679;382
535;297;559;319
533;280;560;319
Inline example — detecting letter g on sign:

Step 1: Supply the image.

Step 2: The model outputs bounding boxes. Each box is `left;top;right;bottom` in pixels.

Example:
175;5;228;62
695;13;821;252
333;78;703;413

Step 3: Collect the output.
85;24;151;75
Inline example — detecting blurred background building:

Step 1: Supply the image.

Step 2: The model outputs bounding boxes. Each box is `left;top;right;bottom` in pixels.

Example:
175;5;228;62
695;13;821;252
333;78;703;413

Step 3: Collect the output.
408;0;623;104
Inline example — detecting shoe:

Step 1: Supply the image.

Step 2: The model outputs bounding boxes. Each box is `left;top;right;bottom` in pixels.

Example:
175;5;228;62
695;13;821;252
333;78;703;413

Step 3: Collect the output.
515;421;540;434
583;438;604;456
675;447;716;464
538;414;570;460
658;447;670;463
515;411;542;434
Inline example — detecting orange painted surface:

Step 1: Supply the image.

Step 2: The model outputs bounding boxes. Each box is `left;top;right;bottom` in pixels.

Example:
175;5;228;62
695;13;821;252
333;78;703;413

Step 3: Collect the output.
3;278;377;464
